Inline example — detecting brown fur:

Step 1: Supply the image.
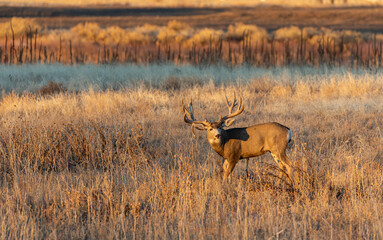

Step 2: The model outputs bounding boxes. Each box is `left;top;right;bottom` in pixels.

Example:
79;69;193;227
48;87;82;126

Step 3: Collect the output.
207;122;293;178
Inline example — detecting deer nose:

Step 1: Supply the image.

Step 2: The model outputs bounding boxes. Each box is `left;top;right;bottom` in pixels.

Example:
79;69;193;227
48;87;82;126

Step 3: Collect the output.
215;134;221;139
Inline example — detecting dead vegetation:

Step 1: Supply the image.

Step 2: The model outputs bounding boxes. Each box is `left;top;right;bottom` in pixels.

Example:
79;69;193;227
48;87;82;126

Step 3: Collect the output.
1;18;383;67
0;73;382;238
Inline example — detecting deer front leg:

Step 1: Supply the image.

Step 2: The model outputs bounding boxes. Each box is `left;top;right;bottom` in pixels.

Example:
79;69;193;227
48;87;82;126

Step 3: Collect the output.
222;159;230;181
222;159;238;181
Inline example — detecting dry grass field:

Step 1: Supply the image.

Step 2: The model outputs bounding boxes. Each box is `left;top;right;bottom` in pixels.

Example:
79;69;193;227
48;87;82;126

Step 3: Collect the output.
0;65;382;238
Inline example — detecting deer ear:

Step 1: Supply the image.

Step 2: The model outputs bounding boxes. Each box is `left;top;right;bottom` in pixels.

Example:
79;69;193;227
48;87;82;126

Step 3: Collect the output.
224;119;235;127
193;123;207;130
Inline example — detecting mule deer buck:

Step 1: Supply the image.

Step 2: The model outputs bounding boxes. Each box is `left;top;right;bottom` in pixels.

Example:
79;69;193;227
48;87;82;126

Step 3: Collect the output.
182;93;293;180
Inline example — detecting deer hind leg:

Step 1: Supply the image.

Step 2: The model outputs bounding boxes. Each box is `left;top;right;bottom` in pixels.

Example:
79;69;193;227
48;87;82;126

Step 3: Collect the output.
280;153;294;180
271;153;292;179
245;158;249;177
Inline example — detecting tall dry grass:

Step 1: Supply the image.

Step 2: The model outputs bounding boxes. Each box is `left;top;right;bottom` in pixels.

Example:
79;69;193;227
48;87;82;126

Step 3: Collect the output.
0;70;382;238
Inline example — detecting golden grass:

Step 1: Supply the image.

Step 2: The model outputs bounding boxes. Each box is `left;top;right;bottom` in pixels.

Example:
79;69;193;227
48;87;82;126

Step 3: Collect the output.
0;73;382;238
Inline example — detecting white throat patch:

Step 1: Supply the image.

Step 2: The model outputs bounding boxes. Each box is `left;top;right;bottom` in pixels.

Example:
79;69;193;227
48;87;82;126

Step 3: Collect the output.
208;128;222;144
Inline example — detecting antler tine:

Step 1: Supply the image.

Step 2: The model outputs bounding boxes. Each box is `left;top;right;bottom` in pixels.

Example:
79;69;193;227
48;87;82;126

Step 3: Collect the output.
182;99;210;138
181;99;209;125
219;92;244;124
225;92;237;114
227;96;244;118
188;101;196;120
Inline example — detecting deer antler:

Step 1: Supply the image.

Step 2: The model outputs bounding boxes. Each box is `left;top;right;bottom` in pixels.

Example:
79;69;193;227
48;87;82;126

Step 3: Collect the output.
217;92;244;125
182;99;209;137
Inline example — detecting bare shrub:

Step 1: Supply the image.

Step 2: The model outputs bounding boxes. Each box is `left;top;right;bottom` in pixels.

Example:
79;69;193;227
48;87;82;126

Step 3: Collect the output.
226;22;268;42
248;77;275;94
134;24;160;42
273;26;302;40
71;22;101;43
186;28;223;46
157;28;179;44
161;77;204;91
38;81;67;96
157;21;191;44
162;77;181;91
167;20;191;32
0;17;41;38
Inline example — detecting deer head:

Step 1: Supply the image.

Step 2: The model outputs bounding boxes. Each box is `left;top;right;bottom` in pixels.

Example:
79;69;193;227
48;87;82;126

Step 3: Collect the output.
182;93;244;144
